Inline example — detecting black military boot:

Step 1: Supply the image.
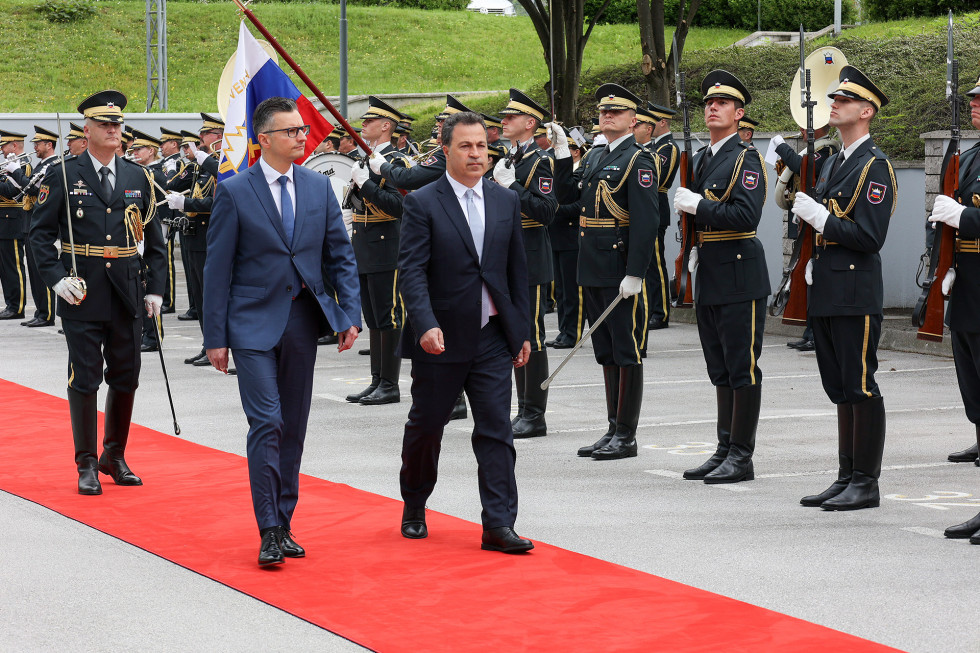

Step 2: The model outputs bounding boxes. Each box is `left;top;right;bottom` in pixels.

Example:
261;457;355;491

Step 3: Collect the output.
947;438;979;463
945;511;980;539
68;388;101;495
801;403;854;506
683;386;734;479
346;330;380;403
361;330;402;405
98;388;142;486
592;365;642;460
512;361;526;428
449;392;467;421
704;384;761;484
578;365;619;457
822;396;885;511
513;351;548;438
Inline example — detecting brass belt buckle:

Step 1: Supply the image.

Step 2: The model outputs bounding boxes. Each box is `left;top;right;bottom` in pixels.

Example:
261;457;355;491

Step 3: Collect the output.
102;246;119;259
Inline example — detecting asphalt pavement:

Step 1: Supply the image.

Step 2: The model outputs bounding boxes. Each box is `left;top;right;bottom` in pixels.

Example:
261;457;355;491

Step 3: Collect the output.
1;277;977;653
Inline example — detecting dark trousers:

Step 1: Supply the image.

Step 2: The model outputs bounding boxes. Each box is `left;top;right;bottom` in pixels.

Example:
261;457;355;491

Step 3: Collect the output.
529;283;548;351
646;228;670;323
62;292;142;395
812;314;882;404
178;232;196;314
233;291;320;532
25;241;53;321
952;329;980;424
163;237;176;311
359;269;404;330
185;247;206;336
553;248;583;343
400;319;518;529
696;298;766;389
0;237;26;313
583;285;648;366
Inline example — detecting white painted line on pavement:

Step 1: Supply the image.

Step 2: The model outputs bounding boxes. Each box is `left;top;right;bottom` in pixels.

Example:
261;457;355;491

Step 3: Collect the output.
712;484;752;492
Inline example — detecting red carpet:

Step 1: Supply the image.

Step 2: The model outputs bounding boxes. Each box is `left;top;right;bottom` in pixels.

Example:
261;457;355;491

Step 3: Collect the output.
0;378;900;652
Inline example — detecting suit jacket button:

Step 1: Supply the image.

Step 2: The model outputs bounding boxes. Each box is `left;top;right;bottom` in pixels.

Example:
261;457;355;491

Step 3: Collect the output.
849;264;854;270
712;184;717;188
380;235;384;239
106;235;111;241
612;244;617;249
106;208;111;213
287;285;293;292
352;229;357;234
580;231;584;236
105;262;111;268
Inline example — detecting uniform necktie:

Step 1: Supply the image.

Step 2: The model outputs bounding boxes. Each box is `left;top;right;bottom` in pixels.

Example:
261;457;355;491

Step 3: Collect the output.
697;147;713;179
464;188;490;327
828;153;844;182
99;166;112;198
278;175;294;244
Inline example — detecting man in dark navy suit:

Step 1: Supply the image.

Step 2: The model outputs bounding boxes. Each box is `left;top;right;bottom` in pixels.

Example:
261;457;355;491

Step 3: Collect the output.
203;97;361;567
397;111;533;553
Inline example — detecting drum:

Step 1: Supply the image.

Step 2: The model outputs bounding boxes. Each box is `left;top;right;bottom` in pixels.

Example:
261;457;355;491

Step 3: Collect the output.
303;152;356;233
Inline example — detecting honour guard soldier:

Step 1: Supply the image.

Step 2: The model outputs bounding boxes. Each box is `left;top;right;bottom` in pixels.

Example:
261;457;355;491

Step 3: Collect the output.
336;126;360;157
346;97;412;405
120;127;134;157
0;130;31;320
29;90;167;495
66;122;88;157
157;127;183;314
483;113;508;157
937;74;980;542
20;126;61;327
792;66;894;510
547;133;586;350
772;122;841;353
737;117;759;145
494;88;558;438
567;83;660;460
673;71;769;483
167;114;224;367
396;115;419;155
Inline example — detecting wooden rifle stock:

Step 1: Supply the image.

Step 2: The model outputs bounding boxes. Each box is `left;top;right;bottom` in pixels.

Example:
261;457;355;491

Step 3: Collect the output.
914;153;959;342
673;149;694;308
781;149;816;325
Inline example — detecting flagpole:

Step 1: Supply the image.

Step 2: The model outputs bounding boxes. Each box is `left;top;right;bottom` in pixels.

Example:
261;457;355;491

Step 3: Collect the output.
230;0;372;155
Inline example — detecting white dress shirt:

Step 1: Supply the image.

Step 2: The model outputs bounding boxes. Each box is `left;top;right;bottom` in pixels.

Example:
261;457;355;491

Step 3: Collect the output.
89;151;116;190
445;173;497;319
839;133;871;163
258;155;295;219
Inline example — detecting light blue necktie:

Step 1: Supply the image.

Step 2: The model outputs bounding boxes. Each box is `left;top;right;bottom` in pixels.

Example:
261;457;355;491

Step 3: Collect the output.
464;188;490;326
278;175;294;244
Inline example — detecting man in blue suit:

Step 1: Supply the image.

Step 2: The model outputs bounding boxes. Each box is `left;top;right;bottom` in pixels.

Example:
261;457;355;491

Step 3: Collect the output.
204;97;361;567
397;111;534;553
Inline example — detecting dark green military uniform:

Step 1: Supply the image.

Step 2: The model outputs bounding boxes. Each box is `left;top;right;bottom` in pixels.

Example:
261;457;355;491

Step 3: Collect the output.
0;131;31;319
648;110;679;329
549;150;586;348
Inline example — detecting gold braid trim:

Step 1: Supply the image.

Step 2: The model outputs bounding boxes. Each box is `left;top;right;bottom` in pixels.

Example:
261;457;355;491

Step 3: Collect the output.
972;193;980;209
596;150;643;223
520;155;547;225
703;149;768;204
124;205;143;245
658;143;677;192
827;157;896;221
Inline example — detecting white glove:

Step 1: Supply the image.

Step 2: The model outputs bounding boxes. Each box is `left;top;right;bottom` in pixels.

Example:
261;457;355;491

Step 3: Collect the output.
942;268;956;296
3;160;19;174
793;192;829;232
368;152;386;175
144;294;163;317
166;192;185;211
53;277;86;305
673;187;701;215
805;259;813;285
350;162;370;188
770;134;785;149
493;158;517;188
688;246;699;274
162;159;177;174
194;149;209;165
619;275;642;298
547;123;570;159
186;142;199;158
929;194;966;230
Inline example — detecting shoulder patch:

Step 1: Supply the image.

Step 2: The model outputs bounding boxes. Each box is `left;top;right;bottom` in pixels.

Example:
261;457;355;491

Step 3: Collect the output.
741;169;759;190
538;177;553;194
658;153;667;167
867;181;886;204
638;169;653;188
422;155;438;167
38;185;49;205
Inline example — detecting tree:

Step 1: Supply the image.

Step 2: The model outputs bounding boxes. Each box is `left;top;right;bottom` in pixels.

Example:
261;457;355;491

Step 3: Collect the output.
637;0;703;105
516;0;614;124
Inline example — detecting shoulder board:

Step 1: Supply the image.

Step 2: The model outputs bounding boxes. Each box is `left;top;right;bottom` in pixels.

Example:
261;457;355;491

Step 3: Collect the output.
868;145;889;161
737;140;753;150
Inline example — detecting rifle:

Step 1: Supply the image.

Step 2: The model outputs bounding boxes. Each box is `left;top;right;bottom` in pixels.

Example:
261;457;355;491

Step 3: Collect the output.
672;33;694;308
913;10;959;342
772;25;817;324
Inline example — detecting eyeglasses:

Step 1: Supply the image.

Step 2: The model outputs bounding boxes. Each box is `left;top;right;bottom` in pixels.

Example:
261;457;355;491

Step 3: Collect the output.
261;125;311;138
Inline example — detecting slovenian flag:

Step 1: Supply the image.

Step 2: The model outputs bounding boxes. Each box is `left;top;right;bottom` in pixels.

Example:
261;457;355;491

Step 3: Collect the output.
217;21;332;181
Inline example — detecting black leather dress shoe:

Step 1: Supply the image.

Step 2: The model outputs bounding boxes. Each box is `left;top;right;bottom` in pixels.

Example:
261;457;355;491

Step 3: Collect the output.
258;528;284;567
360;380;400;405
177;309;198;321
795;340;815;352
357;348;370;355
27;318;55;327
948;443;979;463
192;356;213;367
0;308;24;320
591;434;638;460
161;305;175;315
547;337;574;349
401;506;427;539
481;526;533;553
98;452;143;486
184;348;206;365
944;512;980;539
141;342;159;353
278;527;305;557
971;532;980;544
648;317;669;330
318;333;339;345
20;318;36;326
449;394;467;421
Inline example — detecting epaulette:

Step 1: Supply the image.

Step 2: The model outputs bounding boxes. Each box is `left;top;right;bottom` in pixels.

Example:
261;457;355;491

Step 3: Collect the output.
868;145;889;160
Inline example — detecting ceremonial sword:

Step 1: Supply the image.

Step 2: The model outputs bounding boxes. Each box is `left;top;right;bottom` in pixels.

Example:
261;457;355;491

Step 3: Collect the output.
540;293;624;390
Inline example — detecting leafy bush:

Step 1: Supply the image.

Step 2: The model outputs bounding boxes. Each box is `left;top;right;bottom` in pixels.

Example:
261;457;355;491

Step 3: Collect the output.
863;0;980;21
252;0;469;6
690;0;855;31
35;0;95;23
585;0;637;25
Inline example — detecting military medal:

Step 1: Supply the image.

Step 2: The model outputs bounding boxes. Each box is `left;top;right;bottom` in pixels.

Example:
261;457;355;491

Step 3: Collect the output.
76;208;84;219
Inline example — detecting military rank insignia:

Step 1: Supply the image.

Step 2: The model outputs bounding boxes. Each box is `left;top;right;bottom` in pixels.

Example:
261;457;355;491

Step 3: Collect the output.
38;185;49;204
741;170;759;190
124;190;142;199
638;169;653;188
867;182;886;204
539;178;553;194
